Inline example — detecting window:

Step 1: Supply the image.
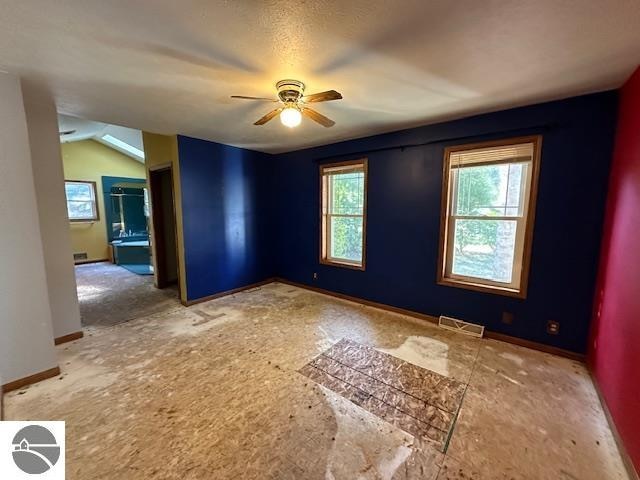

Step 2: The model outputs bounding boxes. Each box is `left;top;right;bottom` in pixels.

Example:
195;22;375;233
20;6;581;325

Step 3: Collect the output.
320;159;367;269
438;136;541;298
65;181;99;221
100;134;145;160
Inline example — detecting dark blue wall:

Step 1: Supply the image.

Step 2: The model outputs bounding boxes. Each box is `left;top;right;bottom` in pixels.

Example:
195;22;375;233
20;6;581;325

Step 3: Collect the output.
272;92;618;353
177;135;274;301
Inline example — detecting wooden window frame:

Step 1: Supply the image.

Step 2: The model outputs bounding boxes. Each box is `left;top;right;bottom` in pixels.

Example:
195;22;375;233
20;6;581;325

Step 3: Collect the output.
319;159;368;270
437;136;542;299
65;180;99;222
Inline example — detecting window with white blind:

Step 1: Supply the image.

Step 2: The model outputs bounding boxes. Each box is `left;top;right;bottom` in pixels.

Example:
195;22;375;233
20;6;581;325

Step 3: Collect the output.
65;180;99;222
438;137;542;298
320;159;367;269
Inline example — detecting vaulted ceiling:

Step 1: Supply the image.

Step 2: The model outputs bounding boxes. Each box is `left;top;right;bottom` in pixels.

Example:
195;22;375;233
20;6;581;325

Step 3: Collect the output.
2;1;640;153
58;114;145;162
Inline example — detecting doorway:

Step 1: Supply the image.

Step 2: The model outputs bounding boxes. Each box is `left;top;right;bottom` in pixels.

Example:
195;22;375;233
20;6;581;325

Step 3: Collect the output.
58;115;180;327
149;166;179;290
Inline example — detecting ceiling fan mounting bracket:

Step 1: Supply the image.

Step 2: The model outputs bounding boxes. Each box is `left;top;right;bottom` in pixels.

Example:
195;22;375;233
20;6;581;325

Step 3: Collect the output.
276;79;305;103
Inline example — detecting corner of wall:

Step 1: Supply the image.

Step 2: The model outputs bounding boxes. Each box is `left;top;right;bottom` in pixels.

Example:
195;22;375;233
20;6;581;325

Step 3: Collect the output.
588;65;640;477
21;83;82;339
142;132;188;303
0;72;58;386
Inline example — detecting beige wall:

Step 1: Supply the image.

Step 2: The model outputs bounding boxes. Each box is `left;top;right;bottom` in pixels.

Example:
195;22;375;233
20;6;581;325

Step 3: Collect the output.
23;85;82;339
0;72;57;385
61;140;146;262
142;132;187;303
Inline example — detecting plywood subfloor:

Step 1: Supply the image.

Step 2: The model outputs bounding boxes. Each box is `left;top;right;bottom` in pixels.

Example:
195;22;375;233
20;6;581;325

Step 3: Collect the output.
3;282;630;479
300;338;466;452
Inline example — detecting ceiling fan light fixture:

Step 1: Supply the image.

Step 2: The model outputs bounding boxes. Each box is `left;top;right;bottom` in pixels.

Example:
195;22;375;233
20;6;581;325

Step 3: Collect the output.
280;105;302;128
232;79;340;128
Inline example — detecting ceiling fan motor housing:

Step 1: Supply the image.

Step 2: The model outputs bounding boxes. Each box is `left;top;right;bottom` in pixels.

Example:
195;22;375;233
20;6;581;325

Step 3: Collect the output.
276;79;305;103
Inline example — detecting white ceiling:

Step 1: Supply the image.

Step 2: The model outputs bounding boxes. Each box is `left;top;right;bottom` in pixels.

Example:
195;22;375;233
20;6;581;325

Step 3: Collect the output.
2;1;639;154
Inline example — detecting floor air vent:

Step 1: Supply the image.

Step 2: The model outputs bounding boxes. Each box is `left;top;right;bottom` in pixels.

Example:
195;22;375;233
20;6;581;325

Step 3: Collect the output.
73;252;88;262
438;315;485;338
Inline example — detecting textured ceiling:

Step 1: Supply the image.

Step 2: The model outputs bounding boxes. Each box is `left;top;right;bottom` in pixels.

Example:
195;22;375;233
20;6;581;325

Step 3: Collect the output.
1;1;639;153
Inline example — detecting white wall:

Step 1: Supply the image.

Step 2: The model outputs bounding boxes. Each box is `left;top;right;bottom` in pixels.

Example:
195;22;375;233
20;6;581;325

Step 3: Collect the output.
23;85;82;339
0;72;57;385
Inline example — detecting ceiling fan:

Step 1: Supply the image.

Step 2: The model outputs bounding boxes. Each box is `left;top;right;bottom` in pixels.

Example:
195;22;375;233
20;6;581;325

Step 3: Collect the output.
231;79;342;128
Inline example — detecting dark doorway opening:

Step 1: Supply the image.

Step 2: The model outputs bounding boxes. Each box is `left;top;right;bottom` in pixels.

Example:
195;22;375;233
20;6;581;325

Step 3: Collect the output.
149;166;179;290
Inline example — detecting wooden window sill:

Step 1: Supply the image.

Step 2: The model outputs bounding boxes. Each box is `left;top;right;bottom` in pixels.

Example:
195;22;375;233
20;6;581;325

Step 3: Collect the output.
437;277;526;299
320;258;365;271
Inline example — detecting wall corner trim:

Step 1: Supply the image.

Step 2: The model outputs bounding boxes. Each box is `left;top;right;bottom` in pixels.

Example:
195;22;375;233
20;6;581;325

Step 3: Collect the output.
589;370;640;480
181;278;278;307
482;331;584;362
54;331;84;345
1;366;61;394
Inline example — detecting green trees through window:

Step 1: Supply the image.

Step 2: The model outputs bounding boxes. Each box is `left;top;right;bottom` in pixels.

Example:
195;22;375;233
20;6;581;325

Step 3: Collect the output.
65;181;98;221
451;163;524;283
440;137;540;297
330;172;364;261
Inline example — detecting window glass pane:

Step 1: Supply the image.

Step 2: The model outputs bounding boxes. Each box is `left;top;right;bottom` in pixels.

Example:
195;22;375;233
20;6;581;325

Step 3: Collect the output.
505;164;524;216
451;219;516;283
330;172;364;215
68;200;94;219
455;163;525;217
330;216;363;262
65;183;93;201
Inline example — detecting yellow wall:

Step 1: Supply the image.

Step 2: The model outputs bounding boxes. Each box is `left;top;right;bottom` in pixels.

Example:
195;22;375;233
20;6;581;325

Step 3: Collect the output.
61;139;146;262
142;133;187;303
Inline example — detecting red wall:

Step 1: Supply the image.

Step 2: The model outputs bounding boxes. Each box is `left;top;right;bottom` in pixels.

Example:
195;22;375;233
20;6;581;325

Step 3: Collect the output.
589;66;640;472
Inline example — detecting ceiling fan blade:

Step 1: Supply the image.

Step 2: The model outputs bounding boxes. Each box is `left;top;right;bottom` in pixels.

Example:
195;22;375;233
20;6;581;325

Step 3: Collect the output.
302;107;335;127
231;95;278;102
254;107;284;125
302;90;342;103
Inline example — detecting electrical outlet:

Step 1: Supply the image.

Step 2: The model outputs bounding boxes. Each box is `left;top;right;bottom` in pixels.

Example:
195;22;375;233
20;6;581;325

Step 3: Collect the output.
547;320;560;335
502;312;514;325
313;272;318;280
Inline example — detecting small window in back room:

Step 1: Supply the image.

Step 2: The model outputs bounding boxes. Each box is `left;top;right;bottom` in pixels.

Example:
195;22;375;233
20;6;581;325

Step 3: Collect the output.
438;136;542;298
65;180;98;221
320;159;368;269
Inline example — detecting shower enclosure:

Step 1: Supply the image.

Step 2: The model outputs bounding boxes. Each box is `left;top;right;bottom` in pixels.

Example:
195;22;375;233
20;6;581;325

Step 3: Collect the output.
102;176;152;275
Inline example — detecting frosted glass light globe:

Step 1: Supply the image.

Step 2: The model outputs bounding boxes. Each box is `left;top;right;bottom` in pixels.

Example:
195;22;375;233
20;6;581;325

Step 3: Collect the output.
280;106;302;128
